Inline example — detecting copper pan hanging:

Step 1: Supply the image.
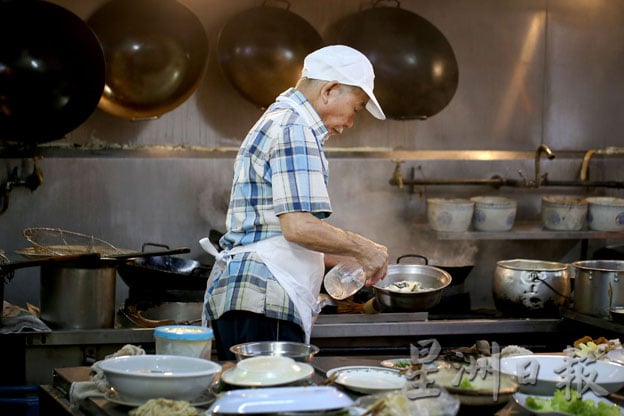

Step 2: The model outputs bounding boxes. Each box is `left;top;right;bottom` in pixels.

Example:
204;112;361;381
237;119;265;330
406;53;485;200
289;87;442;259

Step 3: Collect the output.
87;0;208;120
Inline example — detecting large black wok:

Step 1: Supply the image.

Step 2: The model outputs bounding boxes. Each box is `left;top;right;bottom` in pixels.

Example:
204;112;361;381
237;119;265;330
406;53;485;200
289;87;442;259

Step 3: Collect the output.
87;0;208;120
217;1;323;108
336;1;459;120
0;0;105;145
117;243;212;291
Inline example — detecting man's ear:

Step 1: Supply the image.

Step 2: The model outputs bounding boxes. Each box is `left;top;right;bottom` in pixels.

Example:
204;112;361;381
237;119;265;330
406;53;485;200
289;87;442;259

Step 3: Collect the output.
320;81;340;104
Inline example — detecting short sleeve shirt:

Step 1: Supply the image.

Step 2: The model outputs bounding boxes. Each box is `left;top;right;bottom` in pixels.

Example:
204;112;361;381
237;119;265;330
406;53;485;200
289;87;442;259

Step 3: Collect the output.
204;88;332;327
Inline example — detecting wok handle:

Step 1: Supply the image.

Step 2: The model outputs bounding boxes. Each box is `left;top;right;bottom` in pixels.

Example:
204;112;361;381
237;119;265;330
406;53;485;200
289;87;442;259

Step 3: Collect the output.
104;247;191;260
141;242;170;251
396;254;429;265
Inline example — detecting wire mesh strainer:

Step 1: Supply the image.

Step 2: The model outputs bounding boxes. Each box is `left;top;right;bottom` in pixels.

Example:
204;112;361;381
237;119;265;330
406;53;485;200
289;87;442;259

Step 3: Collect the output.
23;227;127;256
0;249;12;281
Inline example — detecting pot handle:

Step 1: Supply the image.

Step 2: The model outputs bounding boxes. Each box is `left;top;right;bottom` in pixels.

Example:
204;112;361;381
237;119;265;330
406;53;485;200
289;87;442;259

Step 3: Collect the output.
530;272;572;300
396;254;429;265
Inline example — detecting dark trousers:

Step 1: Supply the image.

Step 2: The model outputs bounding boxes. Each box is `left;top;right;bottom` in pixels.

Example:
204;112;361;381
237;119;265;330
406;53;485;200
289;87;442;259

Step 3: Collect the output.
211;310;305;360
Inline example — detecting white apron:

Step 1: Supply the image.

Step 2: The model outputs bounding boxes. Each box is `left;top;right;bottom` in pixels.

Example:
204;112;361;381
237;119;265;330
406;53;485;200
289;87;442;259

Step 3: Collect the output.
200;236;324;343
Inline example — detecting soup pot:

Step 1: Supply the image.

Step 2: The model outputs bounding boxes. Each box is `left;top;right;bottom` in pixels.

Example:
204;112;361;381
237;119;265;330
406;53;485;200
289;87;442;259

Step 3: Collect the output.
493;259;571;318
571;260;624;318
40;260;118;329
373;257;451;312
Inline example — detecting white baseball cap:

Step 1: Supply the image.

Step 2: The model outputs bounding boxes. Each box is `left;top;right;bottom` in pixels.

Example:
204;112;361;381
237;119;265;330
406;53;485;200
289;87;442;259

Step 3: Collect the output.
301;45;386;120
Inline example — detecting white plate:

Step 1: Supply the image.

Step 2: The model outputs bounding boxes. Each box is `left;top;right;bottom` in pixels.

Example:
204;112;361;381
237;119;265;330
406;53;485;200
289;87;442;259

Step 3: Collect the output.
608;348;624;365
104;389;215;408
220;362;314;387
380;358;413;369
207;386;353;414
326;366;407;394
513;391;624;415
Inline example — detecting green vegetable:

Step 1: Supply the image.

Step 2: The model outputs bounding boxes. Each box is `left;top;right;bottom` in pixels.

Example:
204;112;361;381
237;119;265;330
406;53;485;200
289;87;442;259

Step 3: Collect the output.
393;360;411;368
459;377;475;389
525;389;620;416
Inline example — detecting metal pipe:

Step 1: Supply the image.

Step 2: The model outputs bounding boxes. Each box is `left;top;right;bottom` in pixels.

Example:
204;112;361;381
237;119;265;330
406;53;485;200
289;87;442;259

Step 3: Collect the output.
392;177;624;189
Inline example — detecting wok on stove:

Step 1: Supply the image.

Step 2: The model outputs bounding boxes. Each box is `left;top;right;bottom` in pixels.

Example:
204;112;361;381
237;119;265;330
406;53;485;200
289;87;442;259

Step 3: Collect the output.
118;243;212;291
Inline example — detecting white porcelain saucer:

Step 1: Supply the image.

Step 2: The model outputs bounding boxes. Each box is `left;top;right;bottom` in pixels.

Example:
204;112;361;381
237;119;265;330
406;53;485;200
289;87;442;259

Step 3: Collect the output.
326;366;406;394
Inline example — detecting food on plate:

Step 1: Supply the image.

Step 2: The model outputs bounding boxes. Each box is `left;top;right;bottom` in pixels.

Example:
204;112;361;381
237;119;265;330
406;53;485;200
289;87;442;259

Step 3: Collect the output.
356;390;460;416
458;376;475;389
385;280;425;293
565;336;621;360
524;389;620;416
129;398;200;416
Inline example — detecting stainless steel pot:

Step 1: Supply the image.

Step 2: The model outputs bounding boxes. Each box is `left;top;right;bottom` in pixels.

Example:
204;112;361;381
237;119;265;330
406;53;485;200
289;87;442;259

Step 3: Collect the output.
373;262;451;311
493;259;571;317
40;261;117;329
571;260;624;318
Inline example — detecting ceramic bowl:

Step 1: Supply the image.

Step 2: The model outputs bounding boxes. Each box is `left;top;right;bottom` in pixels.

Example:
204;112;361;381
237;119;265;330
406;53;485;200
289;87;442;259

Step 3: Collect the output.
499;354;624;395
427;198;474;232
98;354;221;402
471;196;517;232
586;197;624;231
610;306;624;323
541;196;588;231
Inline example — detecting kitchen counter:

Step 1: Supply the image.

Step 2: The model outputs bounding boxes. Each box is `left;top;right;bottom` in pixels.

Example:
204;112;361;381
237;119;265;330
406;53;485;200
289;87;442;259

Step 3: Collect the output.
38;356;549;416
3;313;585;386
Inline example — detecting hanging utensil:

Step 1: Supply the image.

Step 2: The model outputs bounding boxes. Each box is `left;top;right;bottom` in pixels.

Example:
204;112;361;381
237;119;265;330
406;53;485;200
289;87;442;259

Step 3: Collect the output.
217;0;323;108
0;0;105;145
87;0;208;120
335;0;459;119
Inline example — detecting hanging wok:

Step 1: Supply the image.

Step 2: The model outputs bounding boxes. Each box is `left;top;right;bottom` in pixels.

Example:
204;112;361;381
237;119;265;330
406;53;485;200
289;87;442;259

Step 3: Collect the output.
336;0;459;120
87;0;208;120
0;0;105;145
217;0;323;108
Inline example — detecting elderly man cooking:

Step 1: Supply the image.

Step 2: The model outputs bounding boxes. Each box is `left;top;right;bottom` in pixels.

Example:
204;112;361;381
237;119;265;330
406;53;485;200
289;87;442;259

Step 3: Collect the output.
201;45;389;360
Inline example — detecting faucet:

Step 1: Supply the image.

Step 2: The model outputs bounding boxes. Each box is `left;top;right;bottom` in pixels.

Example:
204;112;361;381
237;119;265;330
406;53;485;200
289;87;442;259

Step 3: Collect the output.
534;144;555;187
580;146;624;181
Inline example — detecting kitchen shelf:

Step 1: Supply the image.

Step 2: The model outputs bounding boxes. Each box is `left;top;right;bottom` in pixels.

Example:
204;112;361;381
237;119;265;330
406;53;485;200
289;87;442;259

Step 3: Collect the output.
428;221;624;240
562;309;624;334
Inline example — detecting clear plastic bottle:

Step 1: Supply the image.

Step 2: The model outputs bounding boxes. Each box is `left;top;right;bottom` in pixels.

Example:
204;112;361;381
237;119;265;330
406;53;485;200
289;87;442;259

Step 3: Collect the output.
323;262;366;300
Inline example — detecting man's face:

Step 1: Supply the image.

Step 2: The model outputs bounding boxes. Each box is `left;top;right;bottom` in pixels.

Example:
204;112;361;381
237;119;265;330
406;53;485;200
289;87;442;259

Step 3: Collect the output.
319;84;369;136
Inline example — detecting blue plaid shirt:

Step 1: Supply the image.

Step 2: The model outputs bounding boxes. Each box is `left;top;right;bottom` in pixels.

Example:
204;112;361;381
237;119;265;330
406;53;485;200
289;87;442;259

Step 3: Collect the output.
205;88;332;327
